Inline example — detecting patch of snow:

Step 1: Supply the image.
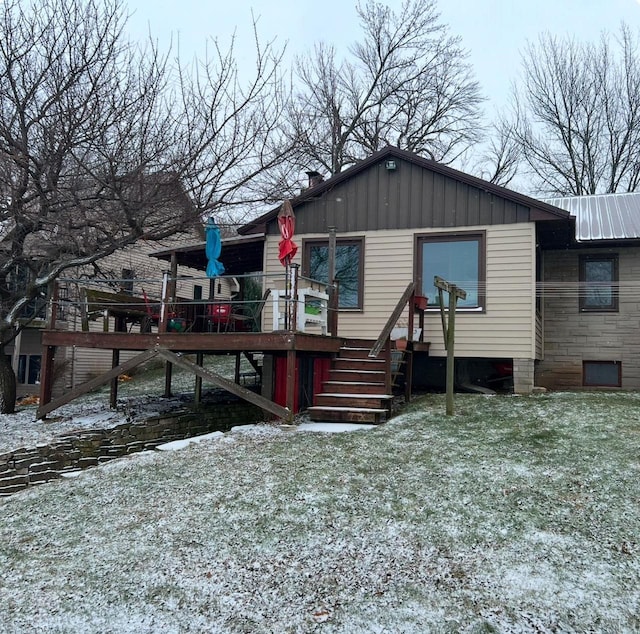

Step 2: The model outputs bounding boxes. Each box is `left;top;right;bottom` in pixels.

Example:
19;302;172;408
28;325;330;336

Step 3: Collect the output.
297;422;376;433
157;431;224;451
60;470;83;479
0;394;184;454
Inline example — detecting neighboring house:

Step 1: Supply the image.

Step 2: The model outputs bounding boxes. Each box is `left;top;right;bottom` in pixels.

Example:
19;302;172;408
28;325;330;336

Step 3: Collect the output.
6;231;210;398
537;192;640;390
5;170;241;398
239;146;572;394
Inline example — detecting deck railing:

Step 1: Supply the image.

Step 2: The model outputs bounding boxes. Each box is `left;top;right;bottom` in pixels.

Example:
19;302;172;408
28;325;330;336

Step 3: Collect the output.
51;269;333;336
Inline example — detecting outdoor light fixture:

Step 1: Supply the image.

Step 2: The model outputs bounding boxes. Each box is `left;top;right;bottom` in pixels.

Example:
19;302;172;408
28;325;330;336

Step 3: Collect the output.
385;160;397;171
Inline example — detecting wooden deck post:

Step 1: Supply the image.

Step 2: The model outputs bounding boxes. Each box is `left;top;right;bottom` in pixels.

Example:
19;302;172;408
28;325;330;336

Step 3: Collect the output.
407;291;415;343
110;349;120;409
194;352;203;404
290;264;299;333
164;361;173;398
159;271;169;333
48;281;59;330
39;345;56;413
384;340;392;394
234;352;241;384
285;348;296;419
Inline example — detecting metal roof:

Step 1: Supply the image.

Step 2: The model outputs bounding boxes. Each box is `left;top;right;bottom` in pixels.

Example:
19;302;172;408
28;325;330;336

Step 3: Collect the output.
543;192;640;242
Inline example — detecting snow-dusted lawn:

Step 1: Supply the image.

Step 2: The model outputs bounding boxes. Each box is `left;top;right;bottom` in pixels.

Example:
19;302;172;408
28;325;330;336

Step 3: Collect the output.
1;391;640;632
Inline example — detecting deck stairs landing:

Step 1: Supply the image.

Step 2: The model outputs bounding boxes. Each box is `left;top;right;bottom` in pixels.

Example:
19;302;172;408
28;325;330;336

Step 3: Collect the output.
307;339;394;424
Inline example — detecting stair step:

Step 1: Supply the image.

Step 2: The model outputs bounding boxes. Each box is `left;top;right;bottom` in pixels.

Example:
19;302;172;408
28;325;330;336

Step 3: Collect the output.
314;394;393;409
329;369;386;383
333;358;386;371
338;346;378;359
322;381;387;394
342;338;377;347
307;406;388;424
318;392;393;398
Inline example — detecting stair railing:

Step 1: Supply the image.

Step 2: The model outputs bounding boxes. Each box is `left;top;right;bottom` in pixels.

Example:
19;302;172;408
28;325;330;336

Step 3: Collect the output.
368;282;416;358
369;282;417;399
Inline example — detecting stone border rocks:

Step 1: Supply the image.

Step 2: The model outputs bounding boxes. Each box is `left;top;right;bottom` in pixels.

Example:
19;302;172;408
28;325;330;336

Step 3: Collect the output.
0;403;264;497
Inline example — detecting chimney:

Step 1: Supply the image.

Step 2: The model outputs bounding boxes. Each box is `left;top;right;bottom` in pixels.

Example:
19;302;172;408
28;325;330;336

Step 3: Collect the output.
305;170;324;189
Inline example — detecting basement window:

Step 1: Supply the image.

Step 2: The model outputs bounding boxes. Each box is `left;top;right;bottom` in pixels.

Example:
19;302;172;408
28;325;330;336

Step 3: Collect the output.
583;361;621;387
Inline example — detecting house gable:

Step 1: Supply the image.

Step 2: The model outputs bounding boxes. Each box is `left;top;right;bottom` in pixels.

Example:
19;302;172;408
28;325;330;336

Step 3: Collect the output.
241;146;569;237
272;156;534;235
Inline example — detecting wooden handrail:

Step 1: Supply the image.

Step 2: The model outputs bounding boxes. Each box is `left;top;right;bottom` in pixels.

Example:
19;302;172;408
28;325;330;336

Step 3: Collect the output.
369;282;416;358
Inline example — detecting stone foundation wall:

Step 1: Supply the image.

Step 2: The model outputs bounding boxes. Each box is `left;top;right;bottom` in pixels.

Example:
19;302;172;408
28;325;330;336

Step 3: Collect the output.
537;247;640;390
0;403;264;497
513;358;535;394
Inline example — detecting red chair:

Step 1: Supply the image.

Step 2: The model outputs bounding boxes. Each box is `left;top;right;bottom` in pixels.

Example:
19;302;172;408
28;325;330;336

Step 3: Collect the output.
207;303;233;332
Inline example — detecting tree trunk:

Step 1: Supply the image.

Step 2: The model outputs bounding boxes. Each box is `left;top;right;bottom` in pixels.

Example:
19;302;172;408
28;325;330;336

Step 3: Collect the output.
0;347;16;414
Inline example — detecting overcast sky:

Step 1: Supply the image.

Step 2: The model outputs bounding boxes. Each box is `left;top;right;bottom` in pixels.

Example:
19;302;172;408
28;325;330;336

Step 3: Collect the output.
126;0;640;113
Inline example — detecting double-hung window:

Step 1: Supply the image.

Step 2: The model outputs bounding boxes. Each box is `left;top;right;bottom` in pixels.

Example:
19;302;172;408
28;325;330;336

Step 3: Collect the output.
579;254;618;312
17;354;41;385
303;238;364;309
417;232;485;310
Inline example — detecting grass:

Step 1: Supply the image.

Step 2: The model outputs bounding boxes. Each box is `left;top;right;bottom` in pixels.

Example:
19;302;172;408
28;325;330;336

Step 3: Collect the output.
1;392;639;632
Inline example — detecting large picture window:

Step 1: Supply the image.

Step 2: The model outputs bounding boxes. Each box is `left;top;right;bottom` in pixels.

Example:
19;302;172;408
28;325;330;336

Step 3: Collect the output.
579;254;618;312
303;238;364;309
417;232;485;309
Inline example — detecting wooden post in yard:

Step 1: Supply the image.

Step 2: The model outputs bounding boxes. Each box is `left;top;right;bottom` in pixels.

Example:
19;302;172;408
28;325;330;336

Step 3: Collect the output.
434;276;467;416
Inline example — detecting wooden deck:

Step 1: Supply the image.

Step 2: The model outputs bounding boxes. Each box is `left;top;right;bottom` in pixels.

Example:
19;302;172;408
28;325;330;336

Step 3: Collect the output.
38;329;345;422
41;330;343;353
38;276;425;424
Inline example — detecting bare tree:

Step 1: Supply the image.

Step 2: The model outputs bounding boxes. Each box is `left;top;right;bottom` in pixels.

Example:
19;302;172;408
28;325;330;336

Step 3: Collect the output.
506;25;640;196
0;0;290;413
473;118;522;188
286;0;483;177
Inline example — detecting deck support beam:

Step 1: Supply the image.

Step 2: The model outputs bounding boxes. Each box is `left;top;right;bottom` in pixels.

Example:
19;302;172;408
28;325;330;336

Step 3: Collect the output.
155;349;290;420
110;349;120;409
39;345;56;411
37;349;160;419
194;352;204;403
164;361;173;397
285;348;297;416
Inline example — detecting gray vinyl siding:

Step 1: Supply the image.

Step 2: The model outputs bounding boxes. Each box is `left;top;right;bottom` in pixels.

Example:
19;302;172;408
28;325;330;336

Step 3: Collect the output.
267;157;531;236
57;232;216;388
536;246;640;389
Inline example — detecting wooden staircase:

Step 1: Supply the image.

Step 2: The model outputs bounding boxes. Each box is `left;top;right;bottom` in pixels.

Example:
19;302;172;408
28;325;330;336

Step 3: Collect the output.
307;339;394;424
307;283;428;425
